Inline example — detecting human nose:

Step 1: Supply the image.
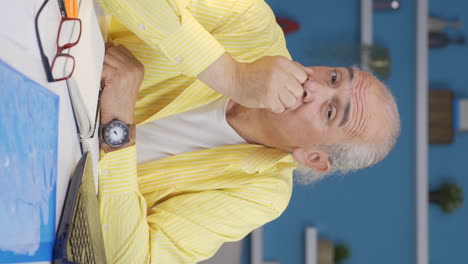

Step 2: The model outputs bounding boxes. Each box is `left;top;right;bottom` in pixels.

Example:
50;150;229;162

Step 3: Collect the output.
302;77;332;103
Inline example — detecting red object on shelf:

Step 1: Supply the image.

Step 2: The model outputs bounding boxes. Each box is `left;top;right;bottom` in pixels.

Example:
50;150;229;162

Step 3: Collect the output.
276;18;301;35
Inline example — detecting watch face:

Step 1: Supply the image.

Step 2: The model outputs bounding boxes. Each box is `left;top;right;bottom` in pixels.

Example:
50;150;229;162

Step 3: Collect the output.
103;120;129;147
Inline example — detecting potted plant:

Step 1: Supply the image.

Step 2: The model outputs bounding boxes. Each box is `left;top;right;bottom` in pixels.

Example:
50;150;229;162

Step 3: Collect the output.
334;243;351;263
318;240;351;264
429;183;464;213
318;239;333;264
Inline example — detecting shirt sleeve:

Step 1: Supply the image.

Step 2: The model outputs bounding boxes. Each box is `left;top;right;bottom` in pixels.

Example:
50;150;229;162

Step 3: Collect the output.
145;169;292;263
97;0;226;77
98;145;150;263
98;145;293;264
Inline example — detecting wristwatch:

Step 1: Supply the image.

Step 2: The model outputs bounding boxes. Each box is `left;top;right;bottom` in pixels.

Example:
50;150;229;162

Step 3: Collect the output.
100;118;133;148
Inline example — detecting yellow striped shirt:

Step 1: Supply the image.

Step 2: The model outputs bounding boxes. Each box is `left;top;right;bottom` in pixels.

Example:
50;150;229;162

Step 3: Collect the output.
96;0;296;263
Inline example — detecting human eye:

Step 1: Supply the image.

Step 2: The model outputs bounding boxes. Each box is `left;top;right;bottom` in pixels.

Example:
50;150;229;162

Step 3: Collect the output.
327;104;337;121
330;69;340;86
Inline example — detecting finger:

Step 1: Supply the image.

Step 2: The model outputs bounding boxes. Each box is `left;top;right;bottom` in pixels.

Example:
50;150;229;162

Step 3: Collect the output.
101;65;115;88
106;46;131;63
285;75;306;98
303;66;314;75
104;45;134;69
287;61;308;84
116;45;144;73
114;45;144;76
295;63;314;77
115;45;142;69
101;64;113;79
103;53;121;69
268;97;285;113
293;61;303;69
115;44;134;58
279;90;297;109
270;104;285;114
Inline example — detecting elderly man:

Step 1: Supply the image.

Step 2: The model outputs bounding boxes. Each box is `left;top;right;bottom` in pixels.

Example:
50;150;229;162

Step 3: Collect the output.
96;0;401;263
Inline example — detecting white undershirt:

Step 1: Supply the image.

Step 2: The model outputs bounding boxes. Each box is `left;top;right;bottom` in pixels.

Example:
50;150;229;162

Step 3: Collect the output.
136;97;247;164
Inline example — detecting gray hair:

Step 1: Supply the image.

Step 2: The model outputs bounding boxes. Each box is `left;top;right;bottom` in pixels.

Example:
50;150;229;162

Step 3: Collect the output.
294;78;401;185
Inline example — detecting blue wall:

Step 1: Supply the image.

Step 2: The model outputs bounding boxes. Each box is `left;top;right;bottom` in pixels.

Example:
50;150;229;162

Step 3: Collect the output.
241;0;468;264
427;0;468;263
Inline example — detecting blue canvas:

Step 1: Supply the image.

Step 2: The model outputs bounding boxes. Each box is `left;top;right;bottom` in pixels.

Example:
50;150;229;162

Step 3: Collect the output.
0;60;59;263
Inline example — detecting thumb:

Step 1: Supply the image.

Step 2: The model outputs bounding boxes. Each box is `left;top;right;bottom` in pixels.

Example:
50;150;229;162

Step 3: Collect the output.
101;65;114;89
294;61;314;76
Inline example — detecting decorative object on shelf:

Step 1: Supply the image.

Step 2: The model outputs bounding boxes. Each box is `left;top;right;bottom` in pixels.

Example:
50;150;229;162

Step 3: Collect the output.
365;44;391;80
429;90;454;144
307;43;391;80
429;32;466;49
454;98;468;131
318;240;333;264
428;16;462;33
317;240;351;264
334;243;351;264
276;18;300;35
373;0;400;11
429;183;464;214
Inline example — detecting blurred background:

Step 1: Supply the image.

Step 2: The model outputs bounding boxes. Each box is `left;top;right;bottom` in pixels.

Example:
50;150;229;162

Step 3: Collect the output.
235;0;467;263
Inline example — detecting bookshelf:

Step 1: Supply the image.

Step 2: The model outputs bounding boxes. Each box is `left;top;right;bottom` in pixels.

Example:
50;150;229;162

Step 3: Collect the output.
250;1;430;263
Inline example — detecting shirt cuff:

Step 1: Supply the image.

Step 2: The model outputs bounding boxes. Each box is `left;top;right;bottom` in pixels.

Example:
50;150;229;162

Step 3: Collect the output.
158;11;226;78
99;145;139;195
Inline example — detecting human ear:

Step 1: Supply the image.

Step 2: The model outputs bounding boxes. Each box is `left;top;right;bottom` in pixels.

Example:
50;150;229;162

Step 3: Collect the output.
292;148;331;173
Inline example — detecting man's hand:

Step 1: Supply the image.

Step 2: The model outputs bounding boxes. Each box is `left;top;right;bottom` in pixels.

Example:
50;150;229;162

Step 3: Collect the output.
198;53;310;113
100;43;144;125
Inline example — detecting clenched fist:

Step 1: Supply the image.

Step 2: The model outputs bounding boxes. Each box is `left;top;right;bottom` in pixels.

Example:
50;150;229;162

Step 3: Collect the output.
198;53;311;113
100;42;144;125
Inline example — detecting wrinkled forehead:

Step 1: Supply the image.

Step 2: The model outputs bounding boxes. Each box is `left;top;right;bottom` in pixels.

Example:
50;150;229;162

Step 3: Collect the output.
344;70;383;141
351;69;376;91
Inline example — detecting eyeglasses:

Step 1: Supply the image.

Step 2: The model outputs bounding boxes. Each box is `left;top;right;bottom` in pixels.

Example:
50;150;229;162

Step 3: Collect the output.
34;0;100;152
35;0;82;82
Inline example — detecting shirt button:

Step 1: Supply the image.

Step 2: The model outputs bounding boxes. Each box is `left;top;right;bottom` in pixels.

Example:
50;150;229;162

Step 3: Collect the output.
102;169;109;176
174;56;184;64
137;23;146;31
